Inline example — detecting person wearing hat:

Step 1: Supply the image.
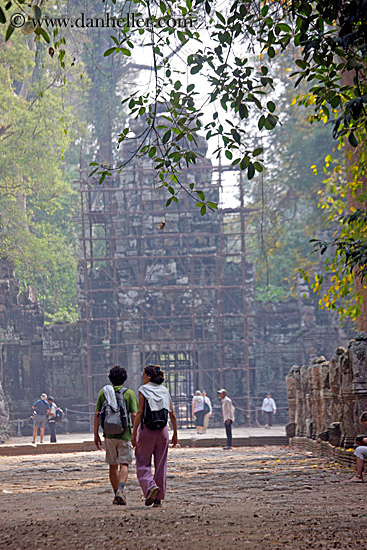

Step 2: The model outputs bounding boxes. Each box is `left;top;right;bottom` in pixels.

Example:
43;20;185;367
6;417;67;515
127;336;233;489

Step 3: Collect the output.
218;389;235;450
32;393;50;444
47;396;58;443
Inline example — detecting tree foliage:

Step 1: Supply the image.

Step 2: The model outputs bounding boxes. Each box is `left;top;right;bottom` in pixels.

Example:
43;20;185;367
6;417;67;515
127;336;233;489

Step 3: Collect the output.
1;0;366;321
0;16;86;319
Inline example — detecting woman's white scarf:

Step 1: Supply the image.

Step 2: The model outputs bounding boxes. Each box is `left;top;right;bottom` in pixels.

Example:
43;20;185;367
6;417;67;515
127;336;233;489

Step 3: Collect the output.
139;382;171;412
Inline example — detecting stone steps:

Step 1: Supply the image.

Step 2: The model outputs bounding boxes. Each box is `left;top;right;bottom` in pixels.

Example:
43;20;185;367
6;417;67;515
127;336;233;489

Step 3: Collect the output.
0;435;289;456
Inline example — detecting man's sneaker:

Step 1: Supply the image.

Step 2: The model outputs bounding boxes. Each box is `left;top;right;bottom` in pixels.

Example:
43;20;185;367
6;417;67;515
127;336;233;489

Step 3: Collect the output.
145;486;160;506
113;489;126;505
153;498;162;508
223;446;232;450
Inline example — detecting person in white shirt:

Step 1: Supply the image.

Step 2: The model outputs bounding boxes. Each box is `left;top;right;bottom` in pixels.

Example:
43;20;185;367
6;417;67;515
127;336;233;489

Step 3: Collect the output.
261;393;276;429
47;396;57;443
202;390;212;434
192;390;205;434
218;389;235;449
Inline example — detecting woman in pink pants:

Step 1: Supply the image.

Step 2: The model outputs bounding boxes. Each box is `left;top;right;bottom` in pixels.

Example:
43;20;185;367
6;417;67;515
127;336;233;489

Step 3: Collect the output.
131;365;178;507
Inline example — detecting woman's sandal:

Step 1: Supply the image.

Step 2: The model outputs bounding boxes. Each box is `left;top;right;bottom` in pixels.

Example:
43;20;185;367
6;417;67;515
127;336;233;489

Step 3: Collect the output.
345;476;364;483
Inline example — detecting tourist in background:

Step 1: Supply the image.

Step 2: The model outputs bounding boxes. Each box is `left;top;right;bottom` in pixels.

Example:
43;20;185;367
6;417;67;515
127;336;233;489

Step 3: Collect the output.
192;390;205;434
218;389;235;450
132;364;178;508
32;393;50;444
47;396;57;443
262;392;276;429
202;390;212;434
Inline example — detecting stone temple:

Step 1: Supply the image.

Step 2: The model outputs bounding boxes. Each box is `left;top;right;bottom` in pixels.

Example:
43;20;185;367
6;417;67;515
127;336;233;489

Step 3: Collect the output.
0;136;352;434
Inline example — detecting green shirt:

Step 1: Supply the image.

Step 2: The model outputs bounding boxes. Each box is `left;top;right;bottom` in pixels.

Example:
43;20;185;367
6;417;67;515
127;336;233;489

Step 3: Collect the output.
96;386;138;441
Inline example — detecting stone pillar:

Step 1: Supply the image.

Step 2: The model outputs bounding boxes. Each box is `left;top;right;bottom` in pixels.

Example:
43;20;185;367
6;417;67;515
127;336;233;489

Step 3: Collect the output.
285;367;297;423
350;333;367;422
127;345;142;396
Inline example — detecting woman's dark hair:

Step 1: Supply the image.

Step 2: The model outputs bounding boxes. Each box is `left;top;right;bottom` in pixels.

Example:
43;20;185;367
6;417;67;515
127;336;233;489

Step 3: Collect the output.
109;365;127;386
144;364;164;385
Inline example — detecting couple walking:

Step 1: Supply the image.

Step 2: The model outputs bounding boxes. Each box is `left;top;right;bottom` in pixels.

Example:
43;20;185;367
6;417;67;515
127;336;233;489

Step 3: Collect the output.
94;364;178;507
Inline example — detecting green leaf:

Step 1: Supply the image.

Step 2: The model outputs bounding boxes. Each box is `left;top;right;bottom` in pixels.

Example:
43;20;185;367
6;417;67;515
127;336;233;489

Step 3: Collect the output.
267;101;275;113
148;146;157;158
200;204;207;215
239;103;248;119
253;147;263;157
196;190;205;201
162;129;171;144
0;7;6;24
240;156;250;170
330;96;340;108
254;162;263;172
267;46;275;58
5;24;15;41
348;132;358;147
225;150;233;160
216;11;225;24
191;65;202;75
276;23;291;32
104;47;116;57
247;162;255;180
34;5;41;19
265;114;277;129
39;27;50;43
295;59;307;69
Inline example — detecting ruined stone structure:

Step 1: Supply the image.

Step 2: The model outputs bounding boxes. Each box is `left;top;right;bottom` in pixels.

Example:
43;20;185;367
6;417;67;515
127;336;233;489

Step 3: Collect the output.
0;259;83;434
286;332;367;447
0;151;356;433
78;146;257;426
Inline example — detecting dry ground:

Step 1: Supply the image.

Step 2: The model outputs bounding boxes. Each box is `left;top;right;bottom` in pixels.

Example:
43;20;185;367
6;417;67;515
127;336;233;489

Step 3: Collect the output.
0;445;365;550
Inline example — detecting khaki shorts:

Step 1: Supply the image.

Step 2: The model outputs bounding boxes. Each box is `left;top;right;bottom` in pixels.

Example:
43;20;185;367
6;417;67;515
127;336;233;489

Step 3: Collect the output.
104;438;133;465
33;415;47;429
355;446;367;460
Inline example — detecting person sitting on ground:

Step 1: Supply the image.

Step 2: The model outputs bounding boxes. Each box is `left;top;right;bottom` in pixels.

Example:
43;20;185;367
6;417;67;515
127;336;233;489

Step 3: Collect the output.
32;393;50;444
94;365;138;505
346;434;367;483
346;412;367;483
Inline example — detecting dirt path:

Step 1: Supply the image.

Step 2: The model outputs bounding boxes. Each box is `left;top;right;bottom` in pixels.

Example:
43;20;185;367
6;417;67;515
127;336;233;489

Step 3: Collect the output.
0;445;365;549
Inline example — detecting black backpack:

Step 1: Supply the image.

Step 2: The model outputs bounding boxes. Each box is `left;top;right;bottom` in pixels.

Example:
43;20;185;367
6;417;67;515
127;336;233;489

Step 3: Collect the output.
99;387;129;435
142;399;168;430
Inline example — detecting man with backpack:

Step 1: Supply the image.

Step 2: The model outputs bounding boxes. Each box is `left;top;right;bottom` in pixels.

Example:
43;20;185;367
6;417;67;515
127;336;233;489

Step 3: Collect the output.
32;393;50;444
94;365;138;505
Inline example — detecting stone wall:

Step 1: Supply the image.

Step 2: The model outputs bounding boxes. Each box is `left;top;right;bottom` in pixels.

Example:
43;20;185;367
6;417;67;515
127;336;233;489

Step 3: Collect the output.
286;332;367;448
0;259;84;434
0;249;358;434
